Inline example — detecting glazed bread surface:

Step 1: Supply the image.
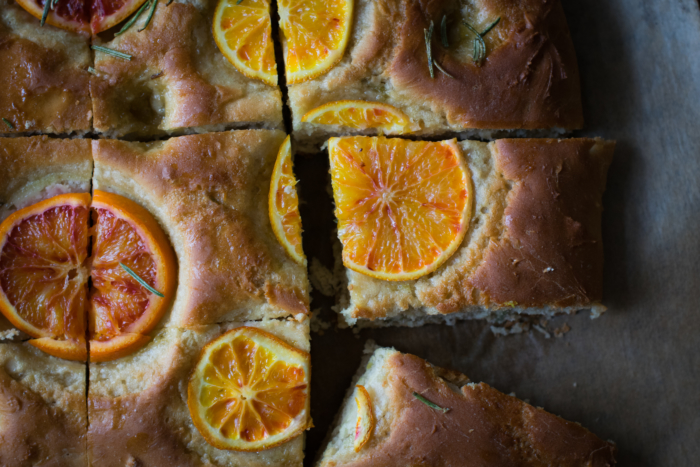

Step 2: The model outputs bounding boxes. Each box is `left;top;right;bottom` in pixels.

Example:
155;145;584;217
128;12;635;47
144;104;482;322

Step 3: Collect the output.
0;343;87;466
93;130;310;326
316;345;616;467
88;319;310;467
0;0;92;136
289;0;582;151
91;0;283;138
338;138;615;326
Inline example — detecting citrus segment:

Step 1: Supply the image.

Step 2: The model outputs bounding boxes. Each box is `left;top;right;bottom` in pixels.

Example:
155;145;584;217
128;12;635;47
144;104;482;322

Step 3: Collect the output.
213;0;278;86
354;385;373;452
329;137;472;281
0;193;90;361
89;190;176;362
302;101;413;134
188;326;310;451
278;0;353;84
269;136;306;265
15;0;150;34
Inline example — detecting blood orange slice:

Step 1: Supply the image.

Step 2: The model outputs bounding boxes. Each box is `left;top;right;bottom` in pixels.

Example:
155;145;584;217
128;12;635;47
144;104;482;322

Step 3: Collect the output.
188;326;311;451
0;190;176;362
88;190;176;362
15;0;149;34
354;385;373;452
0;193;90;361
302;101;413;134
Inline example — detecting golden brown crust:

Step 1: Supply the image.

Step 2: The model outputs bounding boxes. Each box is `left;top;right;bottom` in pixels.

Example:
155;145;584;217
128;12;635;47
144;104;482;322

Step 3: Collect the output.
0;0;91;135
341;138;614;323
325;351;615;467
93;130;310;326
0;343;87;467
0;136;93;221
88;322;309;467
468;138;615;307
91;0;283;138
288;0;582;147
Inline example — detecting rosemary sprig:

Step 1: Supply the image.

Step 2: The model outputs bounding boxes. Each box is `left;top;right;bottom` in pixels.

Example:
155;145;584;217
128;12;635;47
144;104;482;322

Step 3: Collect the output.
433;60;454;78
413;392;449;413
2;118;14;129
151;70;164;79
463;17;500;64
87;66;97;75
92;45;132;61
423;20;435;79
441;15;449;48
139;0;158;32
167;0;174;4
115;0;151;36
40;0;51;26
119;262;165;297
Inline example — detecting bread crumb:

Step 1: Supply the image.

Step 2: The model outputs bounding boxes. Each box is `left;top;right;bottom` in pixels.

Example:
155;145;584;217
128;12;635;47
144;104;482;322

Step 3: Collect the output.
310;308;332;335
533;324;551;339
309;257;340;297
554;323;571;338
0;329;20;341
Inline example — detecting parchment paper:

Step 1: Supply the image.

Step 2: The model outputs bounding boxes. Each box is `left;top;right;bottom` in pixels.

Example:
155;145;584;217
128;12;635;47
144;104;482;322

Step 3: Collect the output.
296;1;700;465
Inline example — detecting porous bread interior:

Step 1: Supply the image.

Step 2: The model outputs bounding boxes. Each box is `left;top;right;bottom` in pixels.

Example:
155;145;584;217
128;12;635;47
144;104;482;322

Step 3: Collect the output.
332;139;606;327
0;343;85;414
315;343;396;467
88;318;310;467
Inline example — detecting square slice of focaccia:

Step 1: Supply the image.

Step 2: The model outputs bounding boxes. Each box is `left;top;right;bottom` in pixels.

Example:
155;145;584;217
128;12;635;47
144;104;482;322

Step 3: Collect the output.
88;319;310;467
316;344;616;467
92;130;309;326
91;0;283;139
0;0;92;136
0;136;93;341
334;137;615;327
0;343;87;466
287;0;583;152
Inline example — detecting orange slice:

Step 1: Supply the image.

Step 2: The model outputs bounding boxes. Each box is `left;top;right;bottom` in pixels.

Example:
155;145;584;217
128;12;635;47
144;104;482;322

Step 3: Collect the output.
0;191;176;362
278;0;353;84
328;136;472;281
88;190;177;362
213;0;278;86
16;0;149;34
354;385;373;452
0;194;90;361
188;326;311;451
269;136;306;266
302;101;413;134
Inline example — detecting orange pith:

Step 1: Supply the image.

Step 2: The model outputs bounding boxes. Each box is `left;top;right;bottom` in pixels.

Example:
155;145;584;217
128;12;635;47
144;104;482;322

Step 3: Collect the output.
0;191;176;361
15;0;149;34
329;136;472;281
269;136;306;265
213;0;278;86
302;101;413;134
278;0;353;84
188;326;310;451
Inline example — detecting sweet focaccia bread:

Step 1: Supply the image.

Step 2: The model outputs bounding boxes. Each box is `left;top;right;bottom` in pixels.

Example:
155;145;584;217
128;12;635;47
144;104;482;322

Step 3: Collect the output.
317;345;616;467
91;0;283;139
88;319;309;467
337;138;614;327
92;130;309;326
0;0;92;136
0;343;87;466
289;0;582;151
0;136;92;339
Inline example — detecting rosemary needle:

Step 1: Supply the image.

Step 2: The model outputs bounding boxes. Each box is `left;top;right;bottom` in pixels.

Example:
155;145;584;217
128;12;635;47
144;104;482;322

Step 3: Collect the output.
2;118;13;129
167;0;174;4
462;21;485;63
92;45;132;60
434;60;454;78
480;17;500;37
441;15;449;48
139;0;158;32
424;20;435;79
119;263;165;297
115;0;151;36
87;66;97;75
40;0;51;26
413;392;449;413
237;0;243;4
